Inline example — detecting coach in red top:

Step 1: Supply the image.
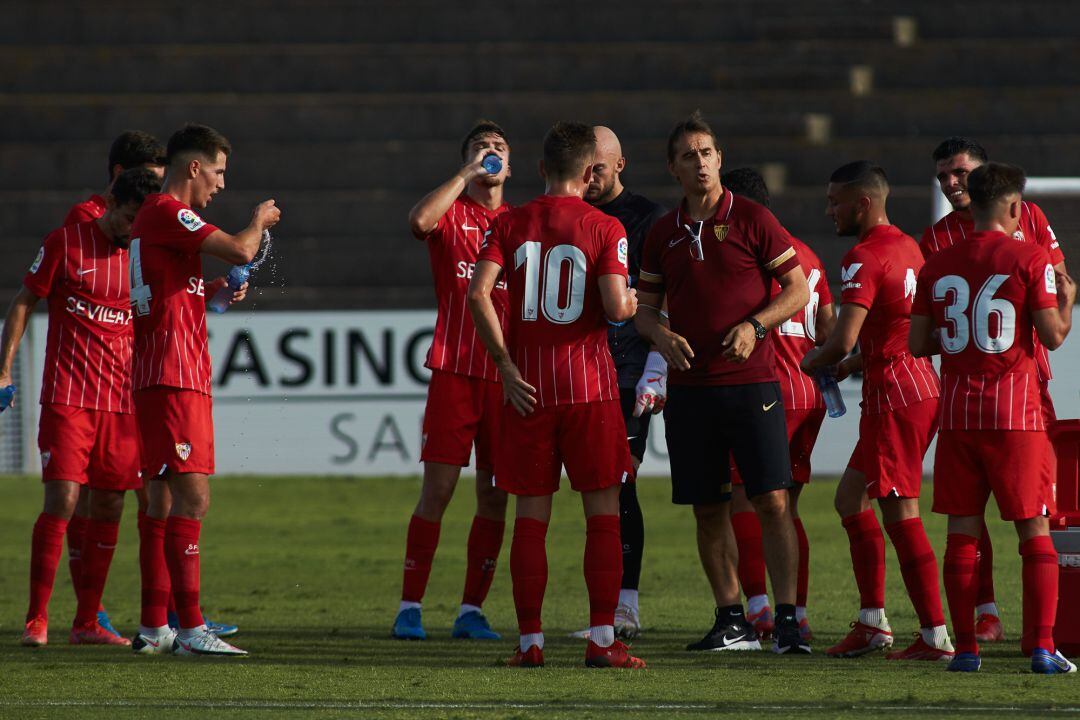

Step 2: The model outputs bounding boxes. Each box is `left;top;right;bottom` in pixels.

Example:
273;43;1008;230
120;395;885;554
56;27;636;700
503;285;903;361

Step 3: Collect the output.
911;162;1076;673
635;112;810;655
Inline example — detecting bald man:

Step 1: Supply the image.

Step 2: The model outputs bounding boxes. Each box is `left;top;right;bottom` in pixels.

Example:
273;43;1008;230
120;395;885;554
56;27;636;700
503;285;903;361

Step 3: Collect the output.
570;126;666;640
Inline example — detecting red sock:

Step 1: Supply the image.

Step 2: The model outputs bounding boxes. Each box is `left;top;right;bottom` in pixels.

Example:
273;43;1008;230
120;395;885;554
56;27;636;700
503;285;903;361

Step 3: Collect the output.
401;515;440;604
74;519;120;627
164;516;202;629
138;511;170;628
731;511;767;598
461;516;505;608
793;517;810;608
943;533;979;654
976;522;996;608
885;517;946;628
66;514;88;602
841;509;885;609
510;517;548;635
1021;535;1058;654
585;515;622;627
27;512;69;623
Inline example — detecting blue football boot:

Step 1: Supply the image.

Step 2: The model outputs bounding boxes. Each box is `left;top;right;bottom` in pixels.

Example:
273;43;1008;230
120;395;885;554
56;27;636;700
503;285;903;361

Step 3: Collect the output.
1032;648;1077;674
451;610;500;640
392;607;426;640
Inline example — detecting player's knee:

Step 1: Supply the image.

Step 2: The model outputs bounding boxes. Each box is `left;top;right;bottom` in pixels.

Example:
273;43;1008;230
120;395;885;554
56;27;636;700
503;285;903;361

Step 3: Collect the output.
475;483;508;516
692;503;727;533
750;489;788;519
90;491;125;522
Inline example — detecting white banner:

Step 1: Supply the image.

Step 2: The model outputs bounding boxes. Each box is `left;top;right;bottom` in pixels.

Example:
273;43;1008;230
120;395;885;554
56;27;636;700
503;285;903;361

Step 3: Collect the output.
23;310;1080;477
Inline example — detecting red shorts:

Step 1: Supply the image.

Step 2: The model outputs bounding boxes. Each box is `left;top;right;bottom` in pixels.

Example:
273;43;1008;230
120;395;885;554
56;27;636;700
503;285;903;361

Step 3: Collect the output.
730;407;826;486
135;387;215;476
848;398;938;499
420;370;501;472
933;430;1055;520
495;400;632;496
38;403;142;490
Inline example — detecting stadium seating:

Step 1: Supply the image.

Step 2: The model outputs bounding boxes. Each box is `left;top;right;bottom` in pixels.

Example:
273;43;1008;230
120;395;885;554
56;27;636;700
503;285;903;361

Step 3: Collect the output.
1;0;1077;308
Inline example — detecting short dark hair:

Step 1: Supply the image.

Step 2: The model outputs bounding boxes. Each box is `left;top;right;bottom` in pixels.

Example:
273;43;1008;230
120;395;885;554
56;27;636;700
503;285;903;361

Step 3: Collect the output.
542;121;596;180
667;110;718;163
107;130;165;181
166;124;232;166
829;160;889;196
110;167;162;208
722;167;770;207
932;136;988;164
460;119;508;160
967;162;1026;216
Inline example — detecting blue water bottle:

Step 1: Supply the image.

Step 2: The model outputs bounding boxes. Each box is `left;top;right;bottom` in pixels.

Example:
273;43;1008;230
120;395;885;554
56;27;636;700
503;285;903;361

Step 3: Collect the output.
816;370;847;418
0;384;15;412
208;264;251;314
481;154;502;175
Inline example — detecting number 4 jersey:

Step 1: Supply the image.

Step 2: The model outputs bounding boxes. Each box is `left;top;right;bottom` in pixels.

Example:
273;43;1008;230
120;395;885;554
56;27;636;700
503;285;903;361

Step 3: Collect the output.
128;193;218;396
478;194;629;407
914;230;1059;431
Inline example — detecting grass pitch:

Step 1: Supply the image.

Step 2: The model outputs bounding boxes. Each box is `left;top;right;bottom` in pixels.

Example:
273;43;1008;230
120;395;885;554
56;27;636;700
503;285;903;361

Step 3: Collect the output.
0;474;1078;719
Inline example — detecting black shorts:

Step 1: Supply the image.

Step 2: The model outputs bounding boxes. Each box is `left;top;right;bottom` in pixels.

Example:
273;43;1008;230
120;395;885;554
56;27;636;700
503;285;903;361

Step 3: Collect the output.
664;382;793;505
618;387;653;462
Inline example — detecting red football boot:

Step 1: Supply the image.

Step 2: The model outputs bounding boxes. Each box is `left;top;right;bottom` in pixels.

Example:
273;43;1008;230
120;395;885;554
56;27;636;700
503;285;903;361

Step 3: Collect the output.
585;640;646;669
70;622;132;646
506;645;544;668
826;621;893;658
21;617;47;647
974;614;1004;643
886;634;955;661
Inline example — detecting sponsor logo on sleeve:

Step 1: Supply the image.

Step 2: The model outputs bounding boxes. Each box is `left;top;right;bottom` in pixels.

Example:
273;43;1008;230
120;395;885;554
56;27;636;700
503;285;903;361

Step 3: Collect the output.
1046;264;1057;294
1049;224;1058;241
617;237;628;267
177;208;206;232
840;263;863;290
480;229;491;249
29;247;45;274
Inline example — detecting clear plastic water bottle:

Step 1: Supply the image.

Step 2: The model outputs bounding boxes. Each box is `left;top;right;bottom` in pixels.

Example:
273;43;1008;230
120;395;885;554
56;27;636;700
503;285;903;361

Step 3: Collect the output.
0;384;15;412
816;370;846;418
208;264;251;314
481;154;502;175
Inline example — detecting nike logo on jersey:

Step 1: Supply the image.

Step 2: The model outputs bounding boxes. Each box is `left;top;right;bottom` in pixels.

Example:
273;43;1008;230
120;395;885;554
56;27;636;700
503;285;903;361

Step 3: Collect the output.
461;223;480;232
76;268;97;276
668;235;686;247
646;376;664;383
840;264;863;282
762;401;778;412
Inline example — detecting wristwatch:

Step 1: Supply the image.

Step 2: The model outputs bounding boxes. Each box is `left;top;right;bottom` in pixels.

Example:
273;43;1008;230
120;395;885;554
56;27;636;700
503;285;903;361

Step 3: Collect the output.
745;317;767;340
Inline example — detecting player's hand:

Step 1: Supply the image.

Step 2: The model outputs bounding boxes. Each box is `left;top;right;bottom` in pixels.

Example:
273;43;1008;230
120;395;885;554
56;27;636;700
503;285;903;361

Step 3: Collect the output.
722;322;757;363
633;351;668;417
461;147;499;181
497;360;537;416
626;287;638;318
231;281;249;305
1057;270;1077;309
654;326;694;371
253;200;281;231
801;347;823;374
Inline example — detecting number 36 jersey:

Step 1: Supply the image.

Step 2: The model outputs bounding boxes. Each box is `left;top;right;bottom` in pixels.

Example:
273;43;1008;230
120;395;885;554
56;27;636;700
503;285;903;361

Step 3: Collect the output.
478;194;629;408
913;230;1058;431
129;193;218;396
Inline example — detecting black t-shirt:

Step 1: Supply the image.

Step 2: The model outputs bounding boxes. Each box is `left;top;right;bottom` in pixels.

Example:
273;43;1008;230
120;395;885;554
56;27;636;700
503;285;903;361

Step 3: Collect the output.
596;188;666;387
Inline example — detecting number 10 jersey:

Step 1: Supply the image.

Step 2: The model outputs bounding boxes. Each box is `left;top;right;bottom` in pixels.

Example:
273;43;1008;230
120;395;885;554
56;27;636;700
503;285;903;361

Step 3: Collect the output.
478;194;629;408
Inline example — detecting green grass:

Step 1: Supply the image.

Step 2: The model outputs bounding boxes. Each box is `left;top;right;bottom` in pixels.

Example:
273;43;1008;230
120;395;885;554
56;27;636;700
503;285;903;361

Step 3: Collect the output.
0;475;1078;719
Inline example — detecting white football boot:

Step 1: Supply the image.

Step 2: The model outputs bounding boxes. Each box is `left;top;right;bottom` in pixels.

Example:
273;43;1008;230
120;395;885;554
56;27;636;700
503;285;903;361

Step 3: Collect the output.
172;626;248;656
132;626;178;655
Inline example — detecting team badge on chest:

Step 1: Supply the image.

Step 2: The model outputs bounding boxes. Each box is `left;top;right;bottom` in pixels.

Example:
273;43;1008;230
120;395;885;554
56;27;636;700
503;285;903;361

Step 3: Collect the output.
175;442;192;461
713;225;729;242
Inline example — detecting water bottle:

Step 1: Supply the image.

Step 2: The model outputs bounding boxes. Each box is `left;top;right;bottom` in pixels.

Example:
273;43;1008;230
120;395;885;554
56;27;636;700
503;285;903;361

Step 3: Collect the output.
481;154;502;175
208;264;251;314
816;370;846;418
0;384;15;412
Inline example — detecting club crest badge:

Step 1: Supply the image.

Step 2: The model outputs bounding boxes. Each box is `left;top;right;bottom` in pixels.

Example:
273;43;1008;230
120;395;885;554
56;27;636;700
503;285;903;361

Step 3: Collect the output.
40;451;51;468
175;442;192;461
713;224;729;242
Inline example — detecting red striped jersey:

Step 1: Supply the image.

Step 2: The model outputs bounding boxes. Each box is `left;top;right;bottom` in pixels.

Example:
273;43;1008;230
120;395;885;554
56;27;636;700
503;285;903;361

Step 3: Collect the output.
774;237;832;410
421;195;510;381
64;194;107;226
23;222;133;414
840;224;940;415
913;231;1058;431
920;202;1064;383
478;194;627;407
129;193;218;395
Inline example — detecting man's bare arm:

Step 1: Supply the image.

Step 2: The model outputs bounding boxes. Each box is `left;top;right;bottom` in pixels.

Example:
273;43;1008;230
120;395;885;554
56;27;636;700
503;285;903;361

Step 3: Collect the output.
598;274;637;323
0;288;42;401
634;289;693;370
908;314;939;358
201;200;280;265
408;149;490;239
1033;270;1077;350
801;303;868;372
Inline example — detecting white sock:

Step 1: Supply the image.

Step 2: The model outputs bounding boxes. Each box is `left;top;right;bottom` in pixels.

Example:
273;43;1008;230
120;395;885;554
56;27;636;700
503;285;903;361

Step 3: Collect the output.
520;633;544;651
178;624;209;640
399;601;421;613
139;624;170;637
795;606;807;622
859;607;887;629
747;594;770;616
618;589;639;613
921;624;952;649
976;602;999;617
590;625;615;648
458;603;482;619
